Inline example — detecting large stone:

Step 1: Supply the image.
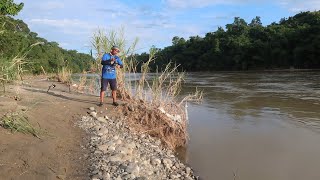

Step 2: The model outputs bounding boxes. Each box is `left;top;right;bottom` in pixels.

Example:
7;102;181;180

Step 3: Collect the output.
108;154;124;162
98;127;109;135
115;139;122;145
128;104;135;111
185;167;191;175
125;163;140;175
162;158;173;168
97;144;109;153
102;172;110;180
118;147;128;154
89;107;95;111
151;158;161;166
135;177;147;180
90;112;97;118
113;135;119;140
97;117;107;123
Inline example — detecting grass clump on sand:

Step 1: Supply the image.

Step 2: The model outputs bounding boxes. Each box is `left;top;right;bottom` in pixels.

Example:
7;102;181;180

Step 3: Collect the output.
0;42;43;93
91;28;203;150
0;113;43;138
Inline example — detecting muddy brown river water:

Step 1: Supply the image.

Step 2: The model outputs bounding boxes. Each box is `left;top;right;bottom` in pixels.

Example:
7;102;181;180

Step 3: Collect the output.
180;71;320;180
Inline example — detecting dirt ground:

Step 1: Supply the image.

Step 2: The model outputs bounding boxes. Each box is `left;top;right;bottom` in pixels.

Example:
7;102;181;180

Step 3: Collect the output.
0;77;117;180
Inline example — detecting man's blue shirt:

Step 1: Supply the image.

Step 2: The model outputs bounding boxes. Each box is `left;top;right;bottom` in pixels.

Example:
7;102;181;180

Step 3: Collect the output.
101;53;123;79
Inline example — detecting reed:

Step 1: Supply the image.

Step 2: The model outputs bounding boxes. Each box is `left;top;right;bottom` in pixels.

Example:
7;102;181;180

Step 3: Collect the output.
0;42;43;92
57;67;72;84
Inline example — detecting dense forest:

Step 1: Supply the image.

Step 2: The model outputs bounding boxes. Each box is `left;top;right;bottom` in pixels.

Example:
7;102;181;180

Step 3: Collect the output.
135;11;320;71
0;1;94;75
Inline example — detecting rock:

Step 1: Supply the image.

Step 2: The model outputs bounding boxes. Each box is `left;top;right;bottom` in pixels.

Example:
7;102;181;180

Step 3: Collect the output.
125;163;139;175
89;107;95;111
97;117;107;123
78;106;196;180
115;139;122;145
127;142;136;149
56;175;66;180
98;127;109;135
113;135;119;140
108;154;123;162
118;146;128;154
104;115;109;120
108;145;116;151
155;140;161;146
102;172;110;180
122;173;135;179
151;158;161;166
128;105;135;111
185;167;191;175
97;144;108;153
90;112;97;118
134;176;148;180
162;158;173;168
184;177;194;180
135;177;147;180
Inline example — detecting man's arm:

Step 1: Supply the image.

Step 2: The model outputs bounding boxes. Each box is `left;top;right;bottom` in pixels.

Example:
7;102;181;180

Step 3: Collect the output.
116;58;124;68
101;60;112;65
101;53;113;65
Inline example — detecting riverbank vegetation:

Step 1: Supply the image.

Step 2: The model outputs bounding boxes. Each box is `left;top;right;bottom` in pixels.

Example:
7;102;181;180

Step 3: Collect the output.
134;11;320;71
0;1;94;77
91;29;202;149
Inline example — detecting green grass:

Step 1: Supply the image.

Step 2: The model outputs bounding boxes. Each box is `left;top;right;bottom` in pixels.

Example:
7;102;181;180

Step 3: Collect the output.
1;113;43;138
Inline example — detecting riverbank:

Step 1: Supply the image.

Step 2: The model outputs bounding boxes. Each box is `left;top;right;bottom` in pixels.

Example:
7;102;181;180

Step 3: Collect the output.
0;77;197;179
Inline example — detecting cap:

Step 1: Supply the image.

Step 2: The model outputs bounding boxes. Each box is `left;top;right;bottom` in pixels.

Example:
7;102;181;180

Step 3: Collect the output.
111;45;120;51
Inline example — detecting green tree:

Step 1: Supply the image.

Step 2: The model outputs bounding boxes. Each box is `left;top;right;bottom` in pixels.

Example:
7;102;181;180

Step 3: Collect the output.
0;0;24;16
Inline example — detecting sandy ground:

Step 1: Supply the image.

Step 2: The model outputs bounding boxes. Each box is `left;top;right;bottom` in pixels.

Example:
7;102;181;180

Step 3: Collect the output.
0;77;116;180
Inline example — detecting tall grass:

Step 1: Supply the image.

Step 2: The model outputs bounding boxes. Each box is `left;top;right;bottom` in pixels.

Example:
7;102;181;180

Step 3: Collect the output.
0;42;43;92
90;28;202;149
57;67;72;84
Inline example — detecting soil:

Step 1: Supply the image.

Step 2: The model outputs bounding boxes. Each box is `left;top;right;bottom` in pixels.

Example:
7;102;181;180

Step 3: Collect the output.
0;77;117;180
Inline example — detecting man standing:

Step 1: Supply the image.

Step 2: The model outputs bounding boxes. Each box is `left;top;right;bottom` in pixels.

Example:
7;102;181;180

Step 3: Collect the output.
99;46;123;106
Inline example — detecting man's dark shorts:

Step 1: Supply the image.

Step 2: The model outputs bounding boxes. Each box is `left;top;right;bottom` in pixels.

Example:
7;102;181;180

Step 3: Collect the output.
101;78;117;91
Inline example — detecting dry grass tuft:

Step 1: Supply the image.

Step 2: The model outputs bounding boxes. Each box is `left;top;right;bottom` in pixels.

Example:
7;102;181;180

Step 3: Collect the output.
118;101;188;149
57;67;72;84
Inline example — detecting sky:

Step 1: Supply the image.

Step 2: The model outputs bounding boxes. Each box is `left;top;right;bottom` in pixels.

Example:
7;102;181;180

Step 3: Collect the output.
16;0;320;54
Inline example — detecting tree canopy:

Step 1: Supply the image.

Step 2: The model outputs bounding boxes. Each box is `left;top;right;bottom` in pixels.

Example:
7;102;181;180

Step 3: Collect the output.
0;0;24;16
0;16;94;74
134;11;320;71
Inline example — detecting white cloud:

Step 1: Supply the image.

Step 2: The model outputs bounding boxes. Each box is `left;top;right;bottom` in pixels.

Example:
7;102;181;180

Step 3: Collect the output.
164;0;320;11
279;0;320;12
29;18;91;28
39;1;65;10
164;0;263;9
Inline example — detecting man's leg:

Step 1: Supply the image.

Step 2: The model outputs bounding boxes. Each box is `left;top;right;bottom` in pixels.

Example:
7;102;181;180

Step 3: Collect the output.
112;90;117;103
100;90;105;103
99;79;107;106
110;79;119;106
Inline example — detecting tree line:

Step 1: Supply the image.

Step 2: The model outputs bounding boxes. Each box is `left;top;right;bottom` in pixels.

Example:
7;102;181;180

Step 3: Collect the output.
134;11;320;71
0;0;94;74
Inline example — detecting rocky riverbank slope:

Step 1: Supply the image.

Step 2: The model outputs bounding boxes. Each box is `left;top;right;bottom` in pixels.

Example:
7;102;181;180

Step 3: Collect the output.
79;107;198;180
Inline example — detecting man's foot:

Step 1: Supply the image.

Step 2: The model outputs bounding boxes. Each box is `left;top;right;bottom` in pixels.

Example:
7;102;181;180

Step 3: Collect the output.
112;102;119;106
98;102;103;107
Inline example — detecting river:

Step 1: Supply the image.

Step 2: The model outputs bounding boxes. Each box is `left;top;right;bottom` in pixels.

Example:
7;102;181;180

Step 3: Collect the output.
179;71;320;180
75;71;320;179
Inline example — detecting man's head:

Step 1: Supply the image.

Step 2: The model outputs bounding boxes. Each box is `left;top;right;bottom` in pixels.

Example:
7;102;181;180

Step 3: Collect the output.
111;45;120;55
